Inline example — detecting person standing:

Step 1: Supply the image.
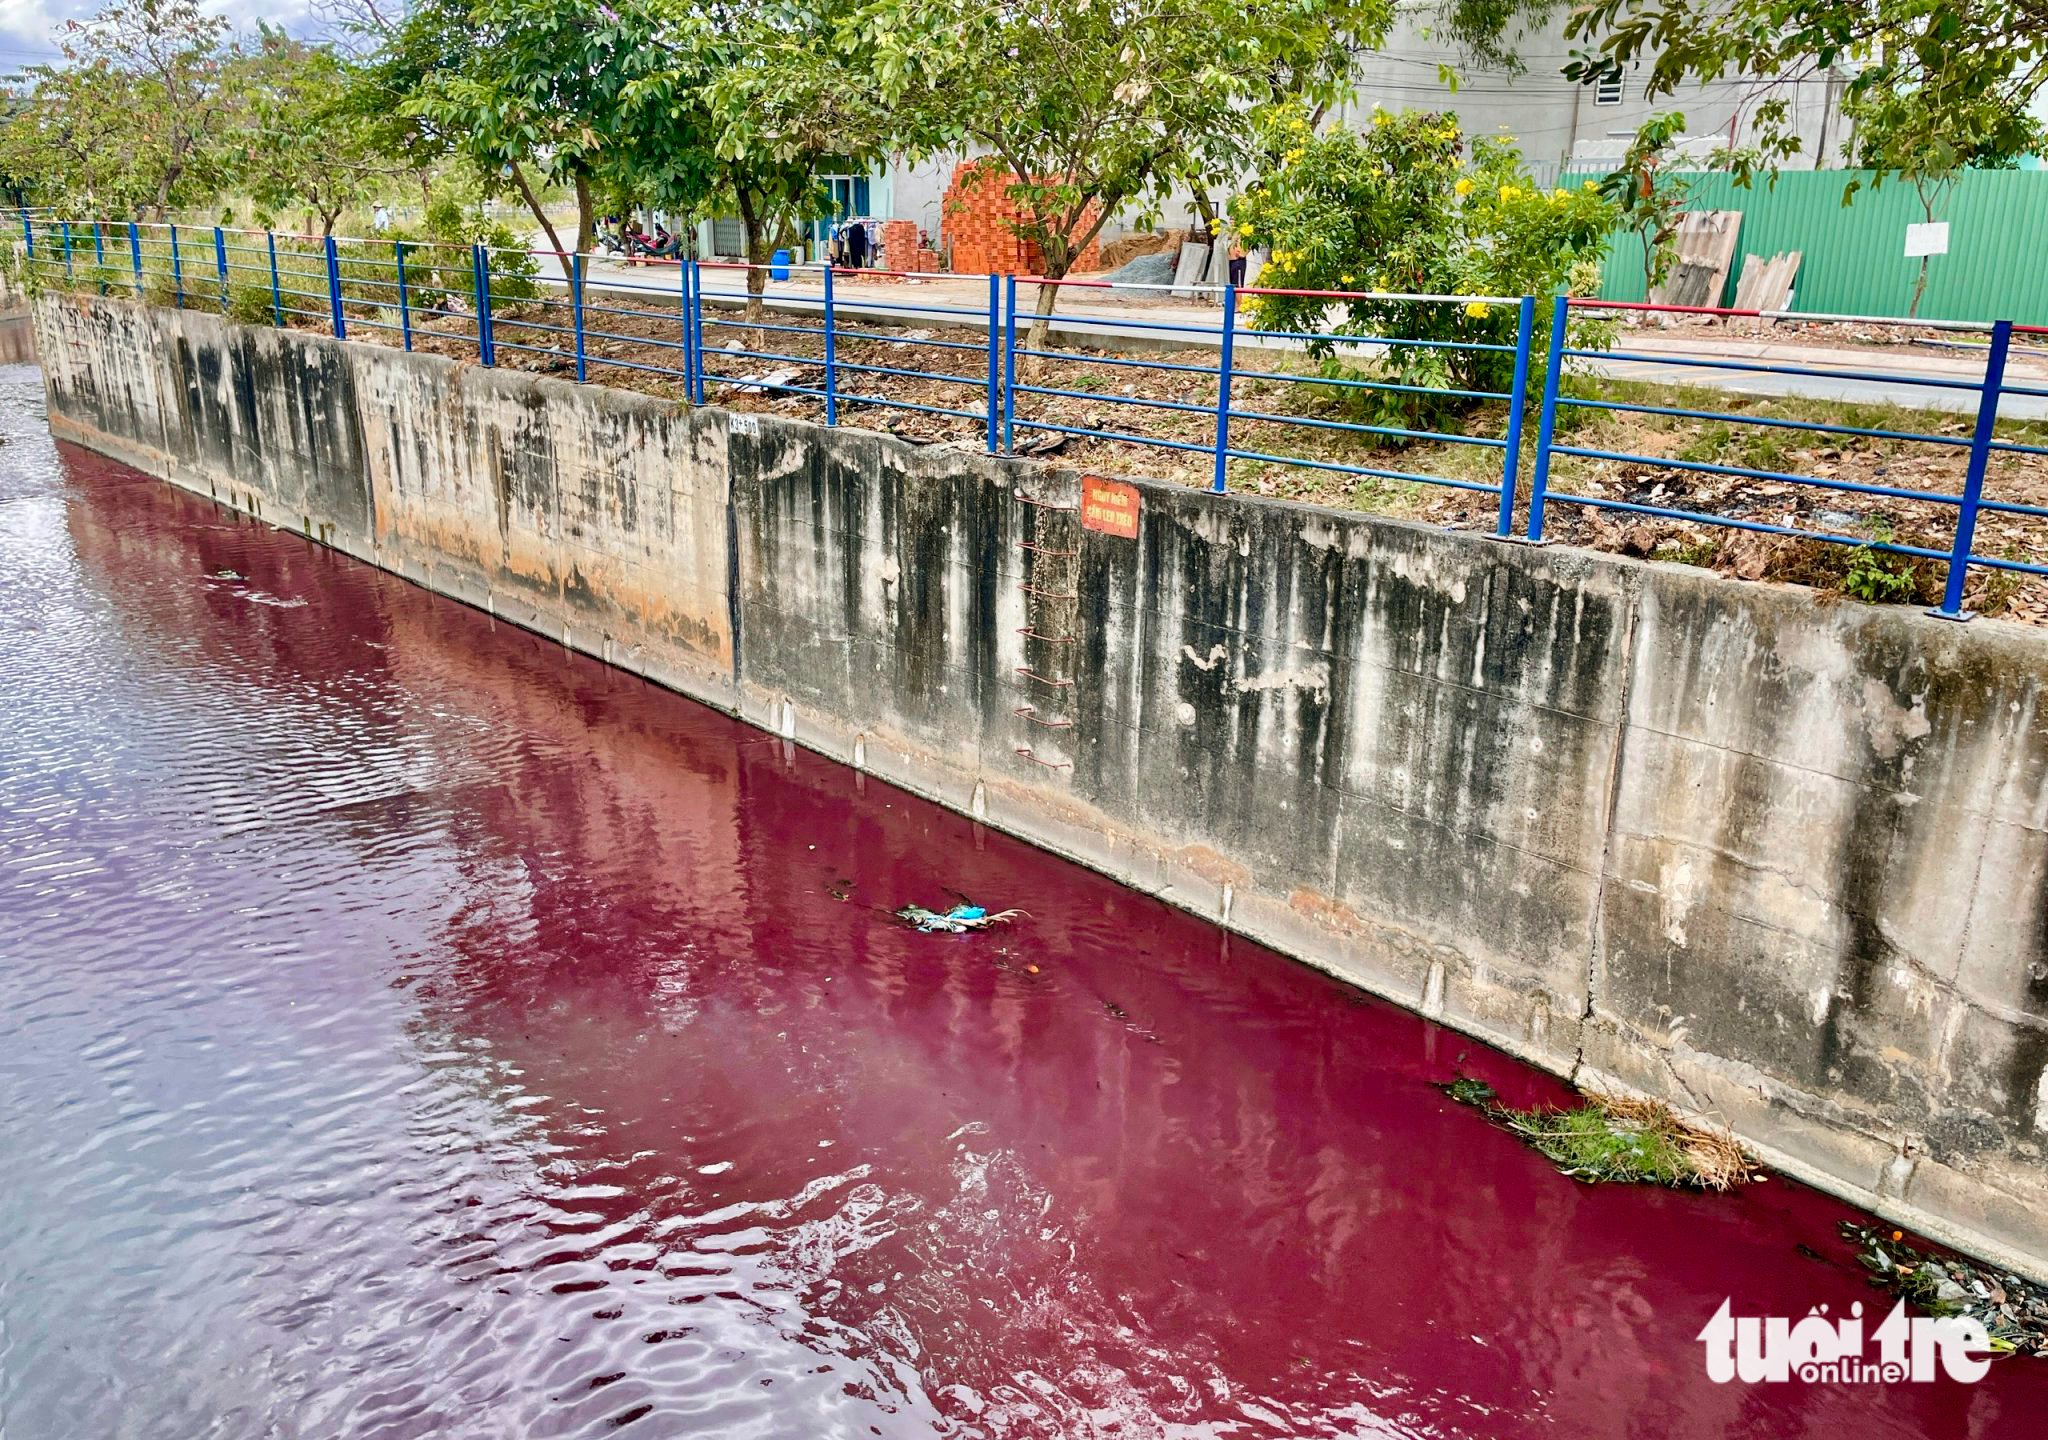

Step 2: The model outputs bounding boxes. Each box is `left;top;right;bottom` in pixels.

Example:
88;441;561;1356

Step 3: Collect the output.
845;221;868;270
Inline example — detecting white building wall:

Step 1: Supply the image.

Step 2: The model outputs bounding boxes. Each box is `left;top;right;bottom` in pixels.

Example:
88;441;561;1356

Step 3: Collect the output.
888;155;958;237
1334;14;1845;173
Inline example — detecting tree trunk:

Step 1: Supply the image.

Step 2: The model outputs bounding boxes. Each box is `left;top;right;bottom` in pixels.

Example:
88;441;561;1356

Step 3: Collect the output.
1908;189;1937;320
1018;196;1121;361
736;186;767;326
508;162;566;267
573;173;594;258
1025;276;1061;360
151;161;178;223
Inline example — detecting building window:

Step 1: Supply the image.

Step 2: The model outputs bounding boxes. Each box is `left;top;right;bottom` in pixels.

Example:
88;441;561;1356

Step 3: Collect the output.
1594;73;1624;106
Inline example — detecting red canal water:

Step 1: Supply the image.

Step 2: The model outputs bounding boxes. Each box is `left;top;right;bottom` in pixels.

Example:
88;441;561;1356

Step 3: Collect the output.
0;364;2040;1438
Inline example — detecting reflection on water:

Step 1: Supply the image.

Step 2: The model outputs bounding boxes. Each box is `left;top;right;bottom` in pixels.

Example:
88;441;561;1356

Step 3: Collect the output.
0;363;2037;1437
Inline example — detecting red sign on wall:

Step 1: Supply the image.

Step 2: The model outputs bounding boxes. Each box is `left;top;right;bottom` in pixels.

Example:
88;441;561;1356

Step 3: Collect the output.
1080;475;1140;539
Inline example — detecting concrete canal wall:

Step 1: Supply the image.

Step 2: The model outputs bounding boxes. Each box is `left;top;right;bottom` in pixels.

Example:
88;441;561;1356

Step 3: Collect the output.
34;291;2048;1280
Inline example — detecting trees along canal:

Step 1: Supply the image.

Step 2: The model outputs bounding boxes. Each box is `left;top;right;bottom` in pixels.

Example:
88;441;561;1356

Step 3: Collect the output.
0;0;243;220
852;0;1400;352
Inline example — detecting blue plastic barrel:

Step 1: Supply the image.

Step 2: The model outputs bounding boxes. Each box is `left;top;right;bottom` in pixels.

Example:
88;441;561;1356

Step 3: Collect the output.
770;248;791;281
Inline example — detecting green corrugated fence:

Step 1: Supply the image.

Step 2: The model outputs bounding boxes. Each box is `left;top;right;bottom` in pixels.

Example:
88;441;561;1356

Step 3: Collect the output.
1562;168;2048;325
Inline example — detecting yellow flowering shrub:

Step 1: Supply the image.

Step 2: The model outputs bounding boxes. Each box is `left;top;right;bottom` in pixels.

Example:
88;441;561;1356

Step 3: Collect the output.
1228;105;1619;432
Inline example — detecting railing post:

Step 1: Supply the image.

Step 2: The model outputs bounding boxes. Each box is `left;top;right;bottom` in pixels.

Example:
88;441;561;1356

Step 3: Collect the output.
676;257;693;399
688;259;705;403
1001;274;1018;452
679;256;695;401
1212;284;1238;493
169;223;183;307
213;226;228;312
92;220;105;294
1931;318;2014;620
266;232;283;327
571;251;587;383
19;206;31;259
395;241;412;352
823;261;838;426
472;244;494;365
127;220;142;295
984;272;999;453
60;220;72;279
1526;293;1570;543
1497;295;1537;537
324;235;346;338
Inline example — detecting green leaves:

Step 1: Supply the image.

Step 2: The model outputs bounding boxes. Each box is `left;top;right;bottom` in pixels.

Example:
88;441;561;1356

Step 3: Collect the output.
1569;0;2048;186
233;31;390;233
1236;109;1618;430
1599;112;1691;294
864;0;1397;282
0;0;238;213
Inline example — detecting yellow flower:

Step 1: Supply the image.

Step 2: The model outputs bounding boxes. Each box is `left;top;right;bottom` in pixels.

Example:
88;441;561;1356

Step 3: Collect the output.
1372;111;1390;127
1464;301;1489;319
1454;178;1474;197
1582;180;1598;192
1498;184;1520;201
1554;188;1569;199
1284;147;1304;162
1341;273;1354;284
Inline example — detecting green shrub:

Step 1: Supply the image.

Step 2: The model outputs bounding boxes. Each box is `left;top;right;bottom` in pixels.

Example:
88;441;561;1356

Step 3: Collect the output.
225;281;280;327
1840;519;1923;604
141;270;185;309
1842;544;1921;604
1232;108;1619;436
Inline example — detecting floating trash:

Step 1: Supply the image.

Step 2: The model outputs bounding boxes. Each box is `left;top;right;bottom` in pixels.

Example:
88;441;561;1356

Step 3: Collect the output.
894;902;1025;934
1840;1221;2048;1357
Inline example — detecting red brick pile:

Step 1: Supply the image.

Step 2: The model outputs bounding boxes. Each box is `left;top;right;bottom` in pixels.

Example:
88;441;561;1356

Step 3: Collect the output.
939;161;1102;277
877;219;942;274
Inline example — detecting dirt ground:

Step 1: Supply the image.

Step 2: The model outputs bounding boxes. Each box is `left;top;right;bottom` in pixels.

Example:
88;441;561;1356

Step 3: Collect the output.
1614;310;2048;362
354;293;2048;627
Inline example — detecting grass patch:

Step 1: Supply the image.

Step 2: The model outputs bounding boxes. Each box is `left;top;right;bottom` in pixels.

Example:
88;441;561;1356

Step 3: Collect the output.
1440;1075;1756;1190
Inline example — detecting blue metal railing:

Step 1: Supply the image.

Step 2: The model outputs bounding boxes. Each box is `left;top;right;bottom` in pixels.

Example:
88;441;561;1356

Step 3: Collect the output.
19;210;2045;614
1532;296;2043;618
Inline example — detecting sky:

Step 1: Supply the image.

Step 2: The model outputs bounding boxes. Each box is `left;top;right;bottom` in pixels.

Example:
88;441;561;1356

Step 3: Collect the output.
0;0;325;70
